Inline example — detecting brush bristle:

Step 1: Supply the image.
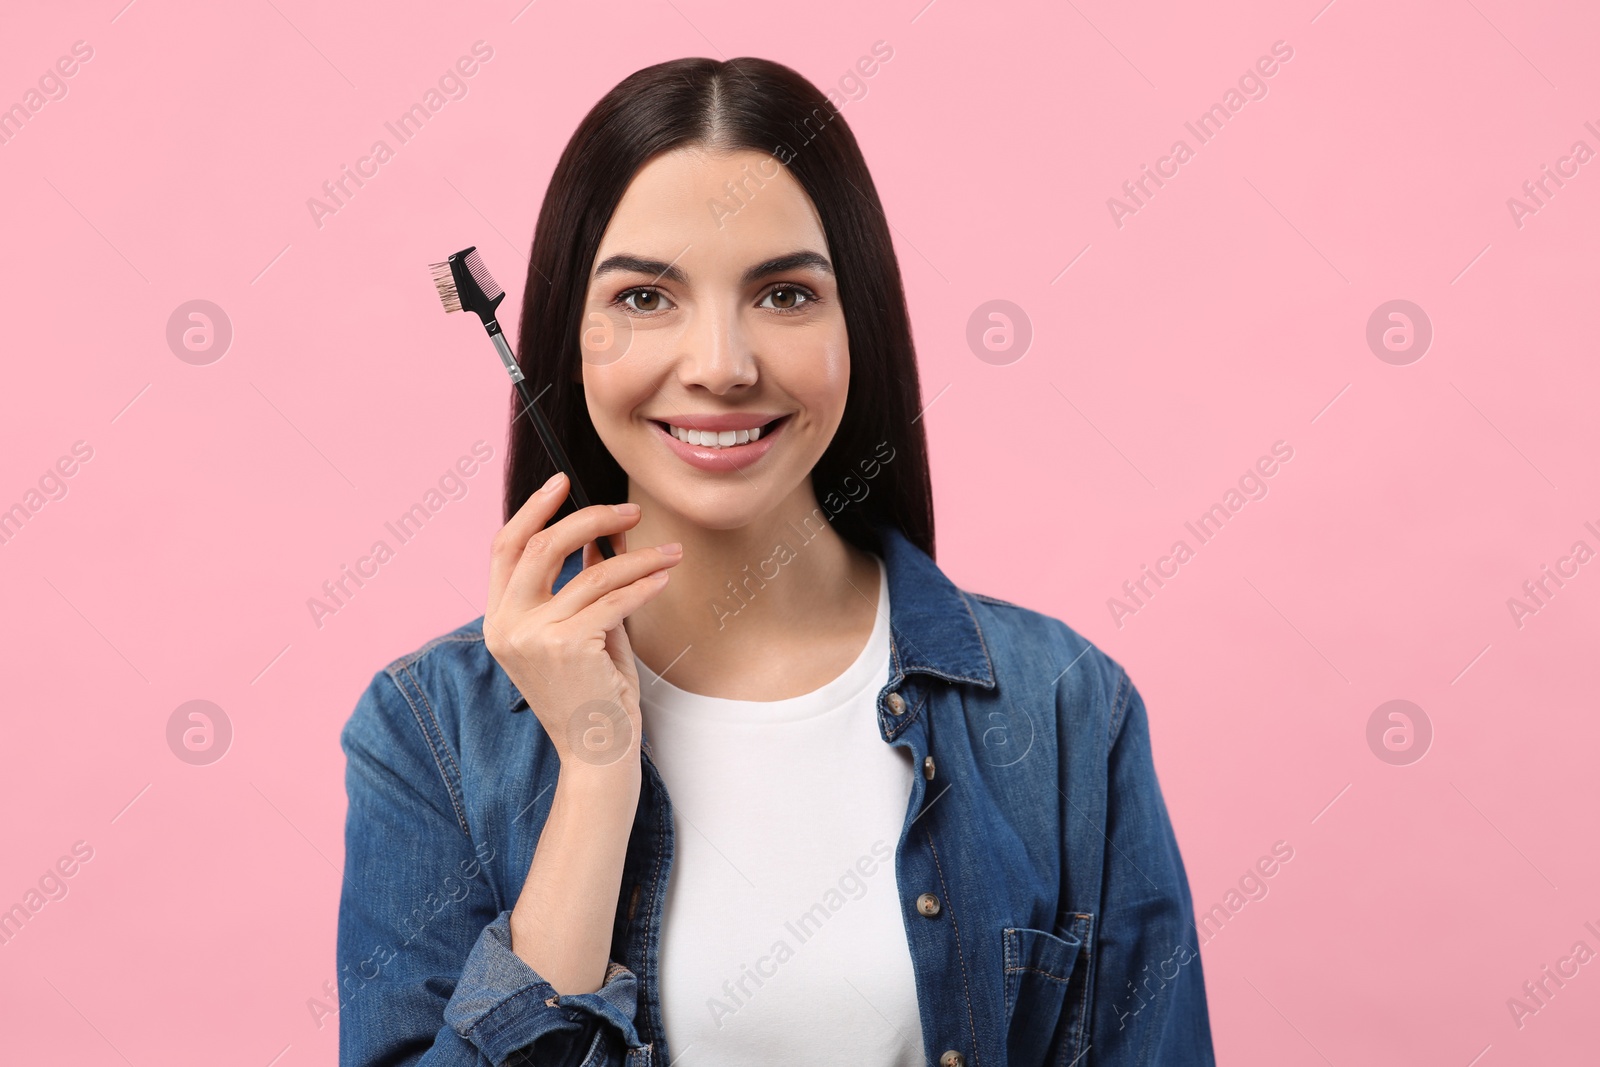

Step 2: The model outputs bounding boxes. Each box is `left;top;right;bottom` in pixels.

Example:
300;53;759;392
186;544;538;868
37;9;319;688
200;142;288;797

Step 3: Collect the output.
428;260;462;313
462;249;504;301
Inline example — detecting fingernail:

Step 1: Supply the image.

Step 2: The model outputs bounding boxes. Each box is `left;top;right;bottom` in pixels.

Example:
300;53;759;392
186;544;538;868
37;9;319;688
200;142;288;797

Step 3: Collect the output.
540;472;564;493
659;542;682;555
615;502;640;516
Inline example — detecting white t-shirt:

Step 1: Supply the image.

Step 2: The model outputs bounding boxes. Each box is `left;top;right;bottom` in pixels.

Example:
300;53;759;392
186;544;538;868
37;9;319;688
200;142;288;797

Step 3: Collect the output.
633;556;923;1065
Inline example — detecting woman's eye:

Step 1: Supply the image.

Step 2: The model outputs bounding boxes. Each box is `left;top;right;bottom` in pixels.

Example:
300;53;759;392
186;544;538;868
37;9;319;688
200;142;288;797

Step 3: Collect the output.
618;288;673;314
760;286;815;313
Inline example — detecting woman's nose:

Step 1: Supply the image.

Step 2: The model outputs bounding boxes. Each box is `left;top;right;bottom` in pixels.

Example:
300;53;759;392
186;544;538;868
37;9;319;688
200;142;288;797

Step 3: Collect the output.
675;301;757;394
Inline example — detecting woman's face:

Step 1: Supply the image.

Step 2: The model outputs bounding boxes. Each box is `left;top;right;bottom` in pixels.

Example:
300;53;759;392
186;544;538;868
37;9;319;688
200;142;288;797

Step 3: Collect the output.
578;146;849;532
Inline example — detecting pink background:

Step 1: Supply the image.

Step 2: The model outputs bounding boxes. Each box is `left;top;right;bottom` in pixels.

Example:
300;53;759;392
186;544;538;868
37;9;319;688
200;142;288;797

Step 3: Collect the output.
2;0;1596;1063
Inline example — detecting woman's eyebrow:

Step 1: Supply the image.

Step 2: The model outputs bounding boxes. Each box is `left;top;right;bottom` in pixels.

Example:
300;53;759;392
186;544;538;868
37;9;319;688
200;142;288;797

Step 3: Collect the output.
592;249;833;286
741;250;833;285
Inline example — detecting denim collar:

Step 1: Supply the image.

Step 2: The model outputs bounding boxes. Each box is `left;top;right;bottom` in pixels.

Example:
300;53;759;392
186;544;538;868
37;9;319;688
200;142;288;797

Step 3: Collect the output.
503;522;995;713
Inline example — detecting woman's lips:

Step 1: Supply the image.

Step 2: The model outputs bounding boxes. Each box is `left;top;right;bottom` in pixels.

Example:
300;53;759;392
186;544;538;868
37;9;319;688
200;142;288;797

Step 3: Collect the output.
651;415;788;472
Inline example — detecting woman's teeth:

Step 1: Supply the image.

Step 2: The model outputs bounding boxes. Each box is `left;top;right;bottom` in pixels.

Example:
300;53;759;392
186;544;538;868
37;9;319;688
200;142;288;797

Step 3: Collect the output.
665;423;764;448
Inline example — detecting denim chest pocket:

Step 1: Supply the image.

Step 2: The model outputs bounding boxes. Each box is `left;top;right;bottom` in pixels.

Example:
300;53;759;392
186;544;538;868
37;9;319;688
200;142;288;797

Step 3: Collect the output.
1002;913;1094;1067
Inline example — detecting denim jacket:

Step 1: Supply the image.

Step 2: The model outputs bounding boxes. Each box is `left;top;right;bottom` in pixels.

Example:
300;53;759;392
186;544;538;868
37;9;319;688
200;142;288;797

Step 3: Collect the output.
336;522;1216;1066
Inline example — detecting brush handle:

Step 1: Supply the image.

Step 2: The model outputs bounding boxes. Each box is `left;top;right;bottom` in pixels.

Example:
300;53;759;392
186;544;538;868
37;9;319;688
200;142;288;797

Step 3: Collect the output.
490;329;617;560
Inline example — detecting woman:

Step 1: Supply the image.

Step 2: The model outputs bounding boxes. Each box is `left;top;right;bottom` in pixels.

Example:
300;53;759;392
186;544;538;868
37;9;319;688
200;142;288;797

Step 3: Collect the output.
337;56;1215;1067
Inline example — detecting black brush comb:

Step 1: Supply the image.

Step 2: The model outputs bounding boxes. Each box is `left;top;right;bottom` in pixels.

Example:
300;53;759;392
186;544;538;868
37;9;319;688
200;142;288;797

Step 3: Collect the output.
429;246;615;559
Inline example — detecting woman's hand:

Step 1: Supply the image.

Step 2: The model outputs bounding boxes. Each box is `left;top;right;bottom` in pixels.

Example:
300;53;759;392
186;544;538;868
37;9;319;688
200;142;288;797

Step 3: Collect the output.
483;472;681;776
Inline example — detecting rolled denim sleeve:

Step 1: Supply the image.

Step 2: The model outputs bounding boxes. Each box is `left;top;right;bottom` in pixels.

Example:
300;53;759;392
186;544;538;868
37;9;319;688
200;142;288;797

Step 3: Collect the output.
1089;671;1217;1066
443;912;643;1060
338;666;644;1065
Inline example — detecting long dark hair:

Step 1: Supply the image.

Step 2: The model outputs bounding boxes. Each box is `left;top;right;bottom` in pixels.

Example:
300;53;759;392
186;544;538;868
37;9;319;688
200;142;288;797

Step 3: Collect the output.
504;56;935;559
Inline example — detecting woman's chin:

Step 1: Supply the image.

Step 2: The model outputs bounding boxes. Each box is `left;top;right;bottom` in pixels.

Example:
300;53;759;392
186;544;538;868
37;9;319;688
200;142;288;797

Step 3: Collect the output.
625;470;802;534
663;494;782;533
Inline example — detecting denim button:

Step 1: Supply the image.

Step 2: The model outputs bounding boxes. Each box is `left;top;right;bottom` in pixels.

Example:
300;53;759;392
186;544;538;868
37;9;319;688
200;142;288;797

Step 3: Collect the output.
886;692;906;715
923;755;935;779
916;892;941;917
939;1051;965;1067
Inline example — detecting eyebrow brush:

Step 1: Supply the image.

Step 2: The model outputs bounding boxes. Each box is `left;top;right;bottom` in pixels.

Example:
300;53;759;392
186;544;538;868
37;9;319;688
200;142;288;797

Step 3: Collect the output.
429;245;616;559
